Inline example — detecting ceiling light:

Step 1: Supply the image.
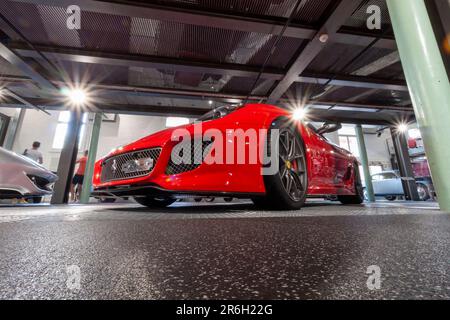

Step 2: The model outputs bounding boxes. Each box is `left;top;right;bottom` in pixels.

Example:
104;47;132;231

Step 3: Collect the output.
319;34;329;43
397;123;408;133
62;87;88;106
208;100;213;105
292;108;306;121
69;89;86;105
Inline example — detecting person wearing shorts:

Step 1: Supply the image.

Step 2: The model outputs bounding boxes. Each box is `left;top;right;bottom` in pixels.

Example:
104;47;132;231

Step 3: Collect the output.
71;150;88;202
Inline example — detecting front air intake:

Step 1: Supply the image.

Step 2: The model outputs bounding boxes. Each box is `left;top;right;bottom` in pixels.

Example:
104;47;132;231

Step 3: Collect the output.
101;148;161;182
166;140;213;175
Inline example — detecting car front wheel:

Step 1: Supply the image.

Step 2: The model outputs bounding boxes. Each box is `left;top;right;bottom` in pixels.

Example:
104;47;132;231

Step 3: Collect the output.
252;120;308;210
134;196;176;208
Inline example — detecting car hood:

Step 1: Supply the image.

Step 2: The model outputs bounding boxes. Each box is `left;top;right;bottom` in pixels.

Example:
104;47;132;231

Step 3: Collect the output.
103;123;195;159
0;147;48;170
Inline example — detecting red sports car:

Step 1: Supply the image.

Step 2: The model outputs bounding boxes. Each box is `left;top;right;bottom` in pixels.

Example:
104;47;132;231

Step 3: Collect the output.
92;104;364;209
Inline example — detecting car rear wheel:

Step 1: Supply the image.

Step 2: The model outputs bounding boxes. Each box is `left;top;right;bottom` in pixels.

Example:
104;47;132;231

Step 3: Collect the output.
252;120;308;210
134;196;176;208
416;183;430;201
338;163;364;205
99;197;117;203
32;197;42;204
385;195;397;201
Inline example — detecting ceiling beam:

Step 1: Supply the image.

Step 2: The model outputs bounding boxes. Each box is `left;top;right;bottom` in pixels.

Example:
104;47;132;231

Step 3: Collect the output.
13;44;285;80
298;73;408;91
9;0;395;49
0;100;411;126
351;51;400;76
0;42;57;92
0;76;412;111
315;51;403;100
2;88;50;114
267;0;365;103
11;44;408;92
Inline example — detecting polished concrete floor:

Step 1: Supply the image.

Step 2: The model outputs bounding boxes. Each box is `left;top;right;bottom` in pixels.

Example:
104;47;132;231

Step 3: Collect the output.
0;200;448;300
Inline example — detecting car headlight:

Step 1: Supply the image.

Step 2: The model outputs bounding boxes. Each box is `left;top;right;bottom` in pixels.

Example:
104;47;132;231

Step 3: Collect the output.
121;157;154;174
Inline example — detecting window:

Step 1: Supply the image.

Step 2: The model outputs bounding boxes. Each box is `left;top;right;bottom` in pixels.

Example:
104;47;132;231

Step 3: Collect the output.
359;165;383;186
52;111;87;149
338;127;360;158
381;172;397;180
166;117;189;128
339;136;359;153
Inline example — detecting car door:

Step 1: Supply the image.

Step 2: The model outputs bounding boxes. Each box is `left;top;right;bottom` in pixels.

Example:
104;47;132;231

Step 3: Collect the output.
373;172;404;195
299;124;333;191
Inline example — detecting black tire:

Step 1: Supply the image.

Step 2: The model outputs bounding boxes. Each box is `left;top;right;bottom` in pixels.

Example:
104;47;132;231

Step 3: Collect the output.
32;197;42;204
252;118;308;210
99;197;117;203
224;197;233;202
134;196;176;208
194;198;202;202
385;195;397;201
338;164;364;205
416;183;430;201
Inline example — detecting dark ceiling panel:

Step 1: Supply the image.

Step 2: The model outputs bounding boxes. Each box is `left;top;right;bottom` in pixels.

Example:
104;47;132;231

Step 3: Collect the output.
370;61;405;80
318;86;373;101
281;82;325;100
0;1;50;44
247;37;304;69
305;43;394;75
221;76;267;95
356;89;410;105
341;0;393;35
147;0;334;25
79;12;132;53
55;60;130;85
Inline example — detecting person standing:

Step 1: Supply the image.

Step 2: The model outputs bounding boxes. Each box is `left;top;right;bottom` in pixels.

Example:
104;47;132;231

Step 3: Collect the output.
23;141;43;164
70;150;88;202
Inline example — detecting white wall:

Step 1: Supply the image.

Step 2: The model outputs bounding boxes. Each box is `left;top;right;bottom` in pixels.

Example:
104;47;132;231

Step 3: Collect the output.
0;108;62;170
364;130;392;169
96;114;168;159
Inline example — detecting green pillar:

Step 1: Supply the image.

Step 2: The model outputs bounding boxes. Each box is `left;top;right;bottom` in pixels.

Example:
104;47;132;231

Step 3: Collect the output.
80;113;102;204
355;125;375;202
387;0;450;212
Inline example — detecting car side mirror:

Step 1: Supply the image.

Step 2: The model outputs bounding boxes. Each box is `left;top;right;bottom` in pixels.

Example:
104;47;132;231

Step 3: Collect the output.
317;122;342;135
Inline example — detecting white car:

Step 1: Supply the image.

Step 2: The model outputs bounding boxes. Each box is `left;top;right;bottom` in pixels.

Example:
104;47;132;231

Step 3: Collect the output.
0;147;58;203
369;170;433;201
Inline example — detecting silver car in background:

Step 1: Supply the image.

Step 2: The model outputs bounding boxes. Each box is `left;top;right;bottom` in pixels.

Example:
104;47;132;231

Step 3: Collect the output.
369;170;433;201
0;147;58;203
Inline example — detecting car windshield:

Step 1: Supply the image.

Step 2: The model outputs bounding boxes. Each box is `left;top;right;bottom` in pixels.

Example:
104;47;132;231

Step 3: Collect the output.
197;105;241;122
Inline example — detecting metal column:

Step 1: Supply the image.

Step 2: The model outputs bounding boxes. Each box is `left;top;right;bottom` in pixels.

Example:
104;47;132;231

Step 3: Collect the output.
390;128;420;201
80;113;102;204
355;125;375;202
51;110;83;204
3;108;26;150
387;0;450;210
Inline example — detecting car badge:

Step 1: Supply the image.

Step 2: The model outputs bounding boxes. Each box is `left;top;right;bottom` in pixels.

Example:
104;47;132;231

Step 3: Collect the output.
111;159;118;173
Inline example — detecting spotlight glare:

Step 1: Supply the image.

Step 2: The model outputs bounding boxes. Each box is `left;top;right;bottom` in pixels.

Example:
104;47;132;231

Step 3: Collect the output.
292;108;306;121
397;123;408;133
63;87;88;106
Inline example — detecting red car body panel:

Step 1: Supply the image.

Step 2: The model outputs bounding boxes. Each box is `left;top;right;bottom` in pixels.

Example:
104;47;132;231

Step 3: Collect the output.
93;104;358;197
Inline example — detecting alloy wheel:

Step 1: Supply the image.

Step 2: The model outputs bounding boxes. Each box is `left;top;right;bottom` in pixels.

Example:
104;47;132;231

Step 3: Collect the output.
278;129;307;202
